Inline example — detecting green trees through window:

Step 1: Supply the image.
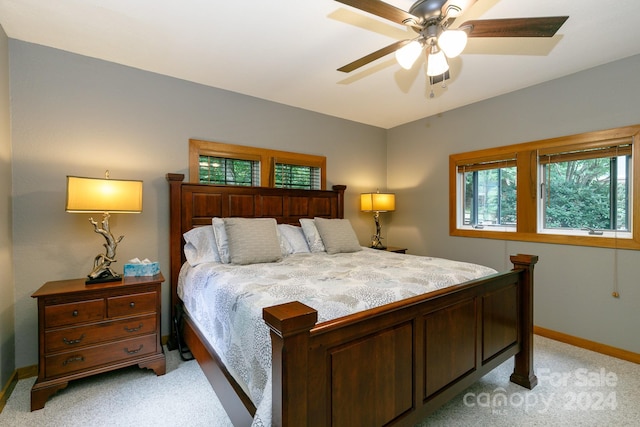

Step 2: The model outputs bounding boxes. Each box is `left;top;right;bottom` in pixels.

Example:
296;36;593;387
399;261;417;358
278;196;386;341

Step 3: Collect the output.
198;156;258;186
463;166;516;228
450;125;640;250
189;139;326;190
542;155;629;231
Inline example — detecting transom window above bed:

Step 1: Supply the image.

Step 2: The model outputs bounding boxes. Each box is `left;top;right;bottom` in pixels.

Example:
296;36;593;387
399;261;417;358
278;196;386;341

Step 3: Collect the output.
274;161;321;190
189;139;326;190
449;124;640;250
198;156;260;186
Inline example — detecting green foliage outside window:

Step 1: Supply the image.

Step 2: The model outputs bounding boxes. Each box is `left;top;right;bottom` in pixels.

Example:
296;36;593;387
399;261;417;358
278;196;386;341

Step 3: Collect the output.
543;156;629;231
274;164;320;190
464;167;517;227
199;156;258;186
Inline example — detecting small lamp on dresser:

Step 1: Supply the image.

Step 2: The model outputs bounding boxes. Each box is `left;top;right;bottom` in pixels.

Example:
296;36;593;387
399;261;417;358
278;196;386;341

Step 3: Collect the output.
66;170;143;284
360;190;396;249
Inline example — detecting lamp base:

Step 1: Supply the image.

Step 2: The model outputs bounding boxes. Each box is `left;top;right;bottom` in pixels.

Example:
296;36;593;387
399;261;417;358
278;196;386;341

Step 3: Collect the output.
86;271;121;285
370;244;387;250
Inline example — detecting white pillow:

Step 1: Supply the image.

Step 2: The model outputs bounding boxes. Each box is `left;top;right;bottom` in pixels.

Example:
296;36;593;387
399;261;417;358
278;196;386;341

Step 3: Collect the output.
313;217;362;254
183;226;221;265
224;217;283;265
277;224;310;254
299;218;325;252
212;217;230;263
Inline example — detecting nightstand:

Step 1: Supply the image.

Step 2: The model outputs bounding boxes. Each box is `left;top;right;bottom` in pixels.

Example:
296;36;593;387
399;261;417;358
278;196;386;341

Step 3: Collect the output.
30;274;166;411
374;246;407;254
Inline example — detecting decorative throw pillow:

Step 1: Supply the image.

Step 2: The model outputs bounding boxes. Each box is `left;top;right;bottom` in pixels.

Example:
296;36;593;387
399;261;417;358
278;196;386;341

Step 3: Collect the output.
212;217;230;263
278;224;310;254
224;217;283;265
313;217;362;255
299;218;325;252
183;225;220;265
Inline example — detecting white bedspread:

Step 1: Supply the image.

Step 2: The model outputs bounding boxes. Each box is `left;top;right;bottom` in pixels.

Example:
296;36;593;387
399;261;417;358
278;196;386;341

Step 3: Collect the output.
178;248;497;426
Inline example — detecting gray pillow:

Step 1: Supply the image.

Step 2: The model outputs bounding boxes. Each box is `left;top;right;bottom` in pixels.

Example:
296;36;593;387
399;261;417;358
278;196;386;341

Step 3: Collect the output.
313;217;362;255
224;218;283;265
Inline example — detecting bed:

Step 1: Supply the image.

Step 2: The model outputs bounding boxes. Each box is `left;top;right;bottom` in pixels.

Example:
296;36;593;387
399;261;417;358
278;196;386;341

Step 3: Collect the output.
166;173;538;426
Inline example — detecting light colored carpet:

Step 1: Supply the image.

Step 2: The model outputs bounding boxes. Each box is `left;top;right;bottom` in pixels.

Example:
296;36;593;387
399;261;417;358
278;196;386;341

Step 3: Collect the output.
1;336;638;426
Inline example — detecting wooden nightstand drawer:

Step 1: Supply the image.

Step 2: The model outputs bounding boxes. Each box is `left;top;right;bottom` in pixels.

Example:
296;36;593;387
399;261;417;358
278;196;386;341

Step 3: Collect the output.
107;291;156;318
45;334;158;378
44;299;105;328
45;314;157;353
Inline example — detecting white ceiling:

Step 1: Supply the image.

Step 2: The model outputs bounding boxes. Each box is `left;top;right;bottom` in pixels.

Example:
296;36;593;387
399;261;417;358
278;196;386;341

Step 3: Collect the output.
2;0;640;129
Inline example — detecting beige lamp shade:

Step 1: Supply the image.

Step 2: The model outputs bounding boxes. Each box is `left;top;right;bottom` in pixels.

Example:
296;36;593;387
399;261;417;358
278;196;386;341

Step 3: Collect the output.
360;192;396;212
66;175;143;213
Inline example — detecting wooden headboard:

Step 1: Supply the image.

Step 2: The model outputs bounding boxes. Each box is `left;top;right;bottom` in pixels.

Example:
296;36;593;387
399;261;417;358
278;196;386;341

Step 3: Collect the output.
166;173;346;326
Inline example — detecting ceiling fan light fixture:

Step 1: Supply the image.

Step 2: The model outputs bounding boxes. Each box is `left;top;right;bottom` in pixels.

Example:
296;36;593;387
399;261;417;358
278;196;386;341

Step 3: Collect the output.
438;29;468;58
395;40;423;70
426;46;449;76
447;0;475;17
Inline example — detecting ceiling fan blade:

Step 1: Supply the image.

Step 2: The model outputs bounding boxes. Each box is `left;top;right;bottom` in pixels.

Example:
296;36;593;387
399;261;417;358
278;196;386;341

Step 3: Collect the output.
461;16;569;38
334;0;419;27
338;39;412;73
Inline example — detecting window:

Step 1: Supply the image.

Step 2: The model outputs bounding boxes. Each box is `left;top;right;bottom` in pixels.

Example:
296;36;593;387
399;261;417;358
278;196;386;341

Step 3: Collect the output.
198;156;260;186
539;142;631;237
459;157;517;231
274;162;321;190
189;139;326;189
450;125;640;250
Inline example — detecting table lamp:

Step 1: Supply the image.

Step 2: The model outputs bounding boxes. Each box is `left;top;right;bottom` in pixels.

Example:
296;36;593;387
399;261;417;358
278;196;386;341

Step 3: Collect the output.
360;191;396;249
66;171;143;284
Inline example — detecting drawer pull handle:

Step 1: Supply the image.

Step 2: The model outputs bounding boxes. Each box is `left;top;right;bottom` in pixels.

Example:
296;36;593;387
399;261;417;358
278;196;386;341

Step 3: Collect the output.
124;323;143;333
129;302;135;308
62;334;85;345
125;344;143;355
72;310;79;317
62;355;84;366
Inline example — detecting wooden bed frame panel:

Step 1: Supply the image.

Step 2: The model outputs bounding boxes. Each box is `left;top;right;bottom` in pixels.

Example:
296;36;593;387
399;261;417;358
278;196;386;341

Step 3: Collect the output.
166;173;538;426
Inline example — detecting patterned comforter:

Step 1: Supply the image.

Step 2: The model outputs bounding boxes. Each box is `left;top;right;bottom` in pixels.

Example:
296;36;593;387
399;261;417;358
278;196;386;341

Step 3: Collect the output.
177;248;497;426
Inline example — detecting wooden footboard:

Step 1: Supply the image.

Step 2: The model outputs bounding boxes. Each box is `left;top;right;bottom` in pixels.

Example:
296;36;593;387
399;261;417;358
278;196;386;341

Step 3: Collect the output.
263;254;538;426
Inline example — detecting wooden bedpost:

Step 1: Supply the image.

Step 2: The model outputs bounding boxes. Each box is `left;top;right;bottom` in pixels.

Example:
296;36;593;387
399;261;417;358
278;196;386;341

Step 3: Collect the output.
332;185;346;219
166;173;185;350
509;253;539;389
263;301;318;427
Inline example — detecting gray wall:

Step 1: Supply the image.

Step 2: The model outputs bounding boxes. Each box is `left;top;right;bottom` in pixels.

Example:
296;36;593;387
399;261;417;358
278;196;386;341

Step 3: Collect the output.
387;54;640;354
5;37;639;373
9;40;387;368
0;23;15;389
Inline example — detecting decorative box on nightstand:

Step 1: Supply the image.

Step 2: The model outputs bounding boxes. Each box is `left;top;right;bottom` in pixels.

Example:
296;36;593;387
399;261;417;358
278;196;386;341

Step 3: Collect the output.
30;273;166;411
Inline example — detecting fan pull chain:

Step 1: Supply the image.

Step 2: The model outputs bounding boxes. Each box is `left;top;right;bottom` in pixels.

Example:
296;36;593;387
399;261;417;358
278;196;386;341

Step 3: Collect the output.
612;247;619;298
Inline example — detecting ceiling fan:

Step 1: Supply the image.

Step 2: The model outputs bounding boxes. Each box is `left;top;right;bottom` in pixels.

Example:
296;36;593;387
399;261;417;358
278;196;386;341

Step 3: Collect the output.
335;0;568;84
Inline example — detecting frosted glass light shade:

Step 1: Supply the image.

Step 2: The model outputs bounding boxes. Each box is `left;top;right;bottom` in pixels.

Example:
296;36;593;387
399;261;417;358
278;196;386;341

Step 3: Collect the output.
360;192;396;212
426;48;449;76
395;40;422;70
438;30;468;58
66;176;143;213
